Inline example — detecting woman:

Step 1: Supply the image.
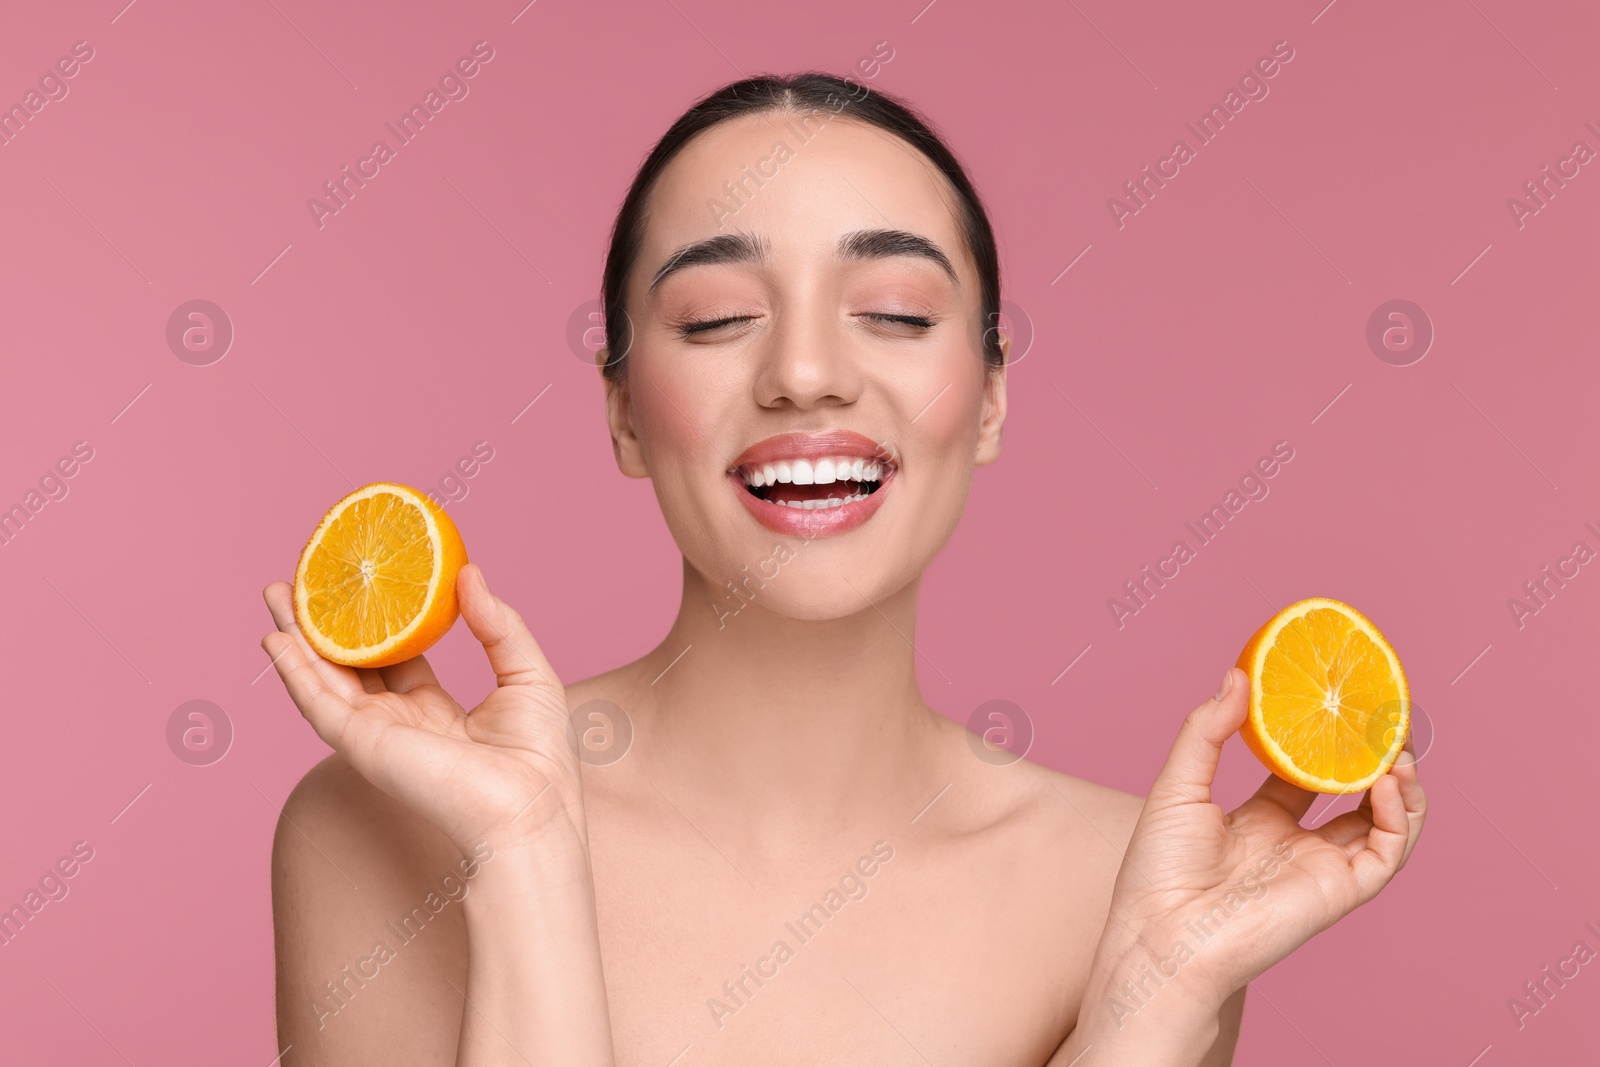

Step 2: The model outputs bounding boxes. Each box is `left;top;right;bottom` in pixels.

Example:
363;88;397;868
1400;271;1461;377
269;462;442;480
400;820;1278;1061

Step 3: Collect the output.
261;73;1426;1065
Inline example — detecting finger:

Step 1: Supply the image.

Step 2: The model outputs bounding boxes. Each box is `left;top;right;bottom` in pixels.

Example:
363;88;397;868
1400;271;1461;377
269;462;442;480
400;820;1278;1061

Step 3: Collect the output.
1315;806;1374;850
1247;772;1319;823
1362;718;1419;815
1388;751;1427;869
377;653;442;695
1351;739;1417;820
262;581;365;702
1348;770;1410;901
1352;788;1373;824
456;563;563;696
354;666;389;695
1148;667;1250;810
1325;751;1425;855
262;630;361;751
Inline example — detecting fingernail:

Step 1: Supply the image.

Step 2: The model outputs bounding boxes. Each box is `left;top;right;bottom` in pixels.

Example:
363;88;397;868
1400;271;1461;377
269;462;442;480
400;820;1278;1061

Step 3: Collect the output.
1214;668;1234;701
1395;750;1416;767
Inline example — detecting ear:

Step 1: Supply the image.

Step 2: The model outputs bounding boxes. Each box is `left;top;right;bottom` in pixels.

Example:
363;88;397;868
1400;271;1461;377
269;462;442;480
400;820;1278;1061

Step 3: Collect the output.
599;349;650;479
974;342;1007;466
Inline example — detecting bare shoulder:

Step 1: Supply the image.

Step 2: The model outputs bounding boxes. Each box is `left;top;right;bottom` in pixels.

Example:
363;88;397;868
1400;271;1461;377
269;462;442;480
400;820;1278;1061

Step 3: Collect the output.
919;710;1149;949
271;754;470;1065
272;753;462;909
930;709;1146;859
1011;754;1146;855
870;712;1151;1057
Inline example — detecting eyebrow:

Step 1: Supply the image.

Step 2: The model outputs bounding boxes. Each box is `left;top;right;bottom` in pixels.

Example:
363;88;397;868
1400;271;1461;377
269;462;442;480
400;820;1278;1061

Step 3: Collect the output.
647;227;959;291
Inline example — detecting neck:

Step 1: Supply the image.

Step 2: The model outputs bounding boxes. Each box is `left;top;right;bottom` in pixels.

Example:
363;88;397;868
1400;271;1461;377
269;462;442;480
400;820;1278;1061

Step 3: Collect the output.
630;555;939;833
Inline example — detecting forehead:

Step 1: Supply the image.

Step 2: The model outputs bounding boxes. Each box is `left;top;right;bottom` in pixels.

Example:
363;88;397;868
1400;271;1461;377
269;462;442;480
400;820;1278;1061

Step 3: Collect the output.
636;110;973;283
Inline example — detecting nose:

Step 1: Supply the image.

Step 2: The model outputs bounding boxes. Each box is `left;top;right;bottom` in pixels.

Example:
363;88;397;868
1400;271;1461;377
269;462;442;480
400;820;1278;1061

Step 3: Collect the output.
751;302;864;411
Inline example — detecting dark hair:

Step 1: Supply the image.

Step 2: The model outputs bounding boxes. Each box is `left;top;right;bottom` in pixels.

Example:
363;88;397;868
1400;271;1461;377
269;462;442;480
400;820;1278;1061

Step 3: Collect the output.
598;71;1004;380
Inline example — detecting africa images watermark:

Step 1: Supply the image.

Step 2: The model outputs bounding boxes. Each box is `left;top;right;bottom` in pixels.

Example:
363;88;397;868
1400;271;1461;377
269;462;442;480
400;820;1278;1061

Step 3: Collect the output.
1505;118;1600;230
422;438;496;509
306;41;497;230
1505;914;1600;1031
1;440;96;550
1505;519;1599;631
709;531;820;630
310;841;494;1029
1107;440;1296;629
0;840;96;948
1107;39;1297;229
705;41;895;229
0;39;96;150
705;840;896;1029
1105;841;1295;1029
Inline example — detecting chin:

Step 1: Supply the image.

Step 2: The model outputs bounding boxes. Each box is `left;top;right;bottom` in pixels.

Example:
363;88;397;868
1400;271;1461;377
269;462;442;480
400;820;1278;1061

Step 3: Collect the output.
662;471;963;621
698;537;926;623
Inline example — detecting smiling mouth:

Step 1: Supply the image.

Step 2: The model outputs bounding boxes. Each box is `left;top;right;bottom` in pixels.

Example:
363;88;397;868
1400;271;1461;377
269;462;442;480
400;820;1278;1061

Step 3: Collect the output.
734;455;890;510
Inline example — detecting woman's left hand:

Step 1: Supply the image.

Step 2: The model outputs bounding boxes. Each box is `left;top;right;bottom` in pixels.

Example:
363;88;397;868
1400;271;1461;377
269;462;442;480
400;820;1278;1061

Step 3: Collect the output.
1087;665;1427;1022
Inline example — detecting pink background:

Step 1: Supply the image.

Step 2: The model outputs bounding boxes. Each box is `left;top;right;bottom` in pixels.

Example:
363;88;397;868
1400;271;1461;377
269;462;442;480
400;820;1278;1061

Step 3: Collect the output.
1;0;1595;1063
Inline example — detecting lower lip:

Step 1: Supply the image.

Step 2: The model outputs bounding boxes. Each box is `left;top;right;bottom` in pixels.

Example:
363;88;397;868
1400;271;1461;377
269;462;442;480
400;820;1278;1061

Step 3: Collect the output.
729;469;894;538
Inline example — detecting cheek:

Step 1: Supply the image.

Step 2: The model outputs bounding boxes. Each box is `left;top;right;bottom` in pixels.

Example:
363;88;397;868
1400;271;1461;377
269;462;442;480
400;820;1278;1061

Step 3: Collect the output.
875;361;984;577
897;343;986;466
626;352;746;519
633;376;702;458
629;353;722;462
909;381;983;488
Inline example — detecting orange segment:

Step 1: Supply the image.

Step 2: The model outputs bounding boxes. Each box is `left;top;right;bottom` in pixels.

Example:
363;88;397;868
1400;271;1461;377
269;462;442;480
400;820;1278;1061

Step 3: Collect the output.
292;482;468;668
1235;597;1409;794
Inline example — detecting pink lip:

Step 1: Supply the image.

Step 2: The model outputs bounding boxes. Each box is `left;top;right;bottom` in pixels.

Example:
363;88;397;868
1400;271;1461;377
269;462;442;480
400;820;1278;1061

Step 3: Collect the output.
727;430;897;539
729;430;897;472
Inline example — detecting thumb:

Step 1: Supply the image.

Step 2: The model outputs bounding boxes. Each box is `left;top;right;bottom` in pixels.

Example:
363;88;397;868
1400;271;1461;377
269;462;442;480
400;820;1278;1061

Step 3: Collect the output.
457;562;563;695
1147;667;1251;810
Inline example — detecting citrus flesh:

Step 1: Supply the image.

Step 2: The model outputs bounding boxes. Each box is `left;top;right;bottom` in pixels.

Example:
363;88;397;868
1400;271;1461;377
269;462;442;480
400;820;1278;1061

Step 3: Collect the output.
292;482;467;668
1235;597;1409;794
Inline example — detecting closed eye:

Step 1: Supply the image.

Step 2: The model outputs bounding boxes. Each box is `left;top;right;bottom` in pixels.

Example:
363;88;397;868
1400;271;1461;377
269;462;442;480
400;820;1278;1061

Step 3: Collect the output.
863;313;936;330
870;313;934;329
675;312;937;338
676;315;756;337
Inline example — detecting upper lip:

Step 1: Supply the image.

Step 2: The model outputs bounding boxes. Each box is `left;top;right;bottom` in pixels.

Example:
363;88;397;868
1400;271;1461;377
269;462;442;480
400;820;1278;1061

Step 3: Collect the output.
728;430;897;474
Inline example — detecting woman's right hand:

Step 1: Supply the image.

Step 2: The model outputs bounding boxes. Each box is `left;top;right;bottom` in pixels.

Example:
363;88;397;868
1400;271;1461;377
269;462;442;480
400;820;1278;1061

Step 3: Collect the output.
260;562;587;864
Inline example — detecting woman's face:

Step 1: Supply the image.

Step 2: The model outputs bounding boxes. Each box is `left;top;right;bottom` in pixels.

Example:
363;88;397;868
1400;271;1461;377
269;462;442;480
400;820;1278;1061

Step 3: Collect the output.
604;109;1006;619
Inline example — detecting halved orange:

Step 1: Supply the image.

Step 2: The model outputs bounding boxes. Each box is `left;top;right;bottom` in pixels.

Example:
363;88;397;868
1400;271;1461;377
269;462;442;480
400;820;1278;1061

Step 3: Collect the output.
1235;597;1410;794
292;482;468;668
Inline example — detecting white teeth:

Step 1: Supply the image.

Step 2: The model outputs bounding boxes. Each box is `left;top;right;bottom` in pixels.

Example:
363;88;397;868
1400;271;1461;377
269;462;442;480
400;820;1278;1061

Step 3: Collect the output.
775;492;868;509
738;455;891;487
